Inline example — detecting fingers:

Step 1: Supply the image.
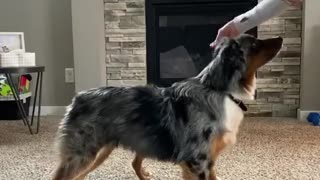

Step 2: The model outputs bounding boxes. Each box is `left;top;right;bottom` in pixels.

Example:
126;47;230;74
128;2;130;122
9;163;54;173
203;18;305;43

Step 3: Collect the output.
210;30;222;48
210;21;240;48
209;41;217;48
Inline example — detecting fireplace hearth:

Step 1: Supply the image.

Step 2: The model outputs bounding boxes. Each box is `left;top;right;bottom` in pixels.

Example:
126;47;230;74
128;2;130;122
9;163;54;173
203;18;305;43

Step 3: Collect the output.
146;0;257;87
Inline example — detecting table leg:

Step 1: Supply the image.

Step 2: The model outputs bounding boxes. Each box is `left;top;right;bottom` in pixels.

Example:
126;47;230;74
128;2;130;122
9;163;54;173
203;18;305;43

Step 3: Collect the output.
17;73;26;126
31;72;40;126
5;73;33;134
35;72;43;134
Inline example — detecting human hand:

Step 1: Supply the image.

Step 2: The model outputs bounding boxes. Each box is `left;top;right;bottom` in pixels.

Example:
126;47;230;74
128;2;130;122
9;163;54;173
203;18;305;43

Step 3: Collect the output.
210;20;240;48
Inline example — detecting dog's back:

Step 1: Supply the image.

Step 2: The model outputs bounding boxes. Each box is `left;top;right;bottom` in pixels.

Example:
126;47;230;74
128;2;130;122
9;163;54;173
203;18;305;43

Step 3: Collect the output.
57;86;179;159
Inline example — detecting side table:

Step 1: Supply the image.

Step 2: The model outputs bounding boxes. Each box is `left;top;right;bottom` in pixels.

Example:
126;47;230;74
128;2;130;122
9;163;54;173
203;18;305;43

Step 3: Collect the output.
0;66;45;134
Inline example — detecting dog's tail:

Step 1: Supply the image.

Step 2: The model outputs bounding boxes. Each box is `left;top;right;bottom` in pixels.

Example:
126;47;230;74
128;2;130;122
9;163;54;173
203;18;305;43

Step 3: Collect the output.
52;98;99;179
51;89;114;179
52;115;97;180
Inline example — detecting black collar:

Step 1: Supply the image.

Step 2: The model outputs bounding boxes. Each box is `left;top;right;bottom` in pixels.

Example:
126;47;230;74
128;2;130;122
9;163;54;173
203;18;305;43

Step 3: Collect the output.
228;94;248;112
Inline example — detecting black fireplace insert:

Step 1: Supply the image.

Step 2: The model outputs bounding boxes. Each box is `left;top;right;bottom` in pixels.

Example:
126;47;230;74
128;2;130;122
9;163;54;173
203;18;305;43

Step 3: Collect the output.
146;0;257;87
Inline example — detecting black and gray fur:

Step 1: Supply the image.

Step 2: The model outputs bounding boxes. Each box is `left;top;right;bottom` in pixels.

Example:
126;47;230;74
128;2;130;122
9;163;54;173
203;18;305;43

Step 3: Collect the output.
54;35;260;180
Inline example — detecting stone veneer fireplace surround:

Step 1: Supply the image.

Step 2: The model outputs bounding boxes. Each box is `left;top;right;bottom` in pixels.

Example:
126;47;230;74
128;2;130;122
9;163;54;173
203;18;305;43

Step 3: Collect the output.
105;0;302;117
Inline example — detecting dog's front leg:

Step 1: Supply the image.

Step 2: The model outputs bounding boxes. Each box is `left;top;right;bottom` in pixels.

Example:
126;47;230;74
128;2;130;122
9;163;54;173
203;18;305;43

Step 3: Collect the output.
209;167;221;180
209;134;230;180
132;154;151;180
179;163;198;180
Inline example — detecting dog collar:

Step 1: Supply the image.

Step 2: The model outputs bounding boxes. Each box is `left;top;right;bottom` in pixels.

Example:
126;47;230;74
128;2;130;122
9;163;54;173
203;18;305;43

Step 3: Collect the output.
228;94;248;112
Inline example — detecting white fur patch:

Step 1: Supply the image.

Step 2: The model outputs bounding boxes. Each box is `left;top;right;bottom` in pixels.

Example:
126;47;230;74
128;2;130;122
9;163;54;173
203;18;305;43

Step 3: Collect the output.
244;76;256;100
222;96;244;144
234;76;256;101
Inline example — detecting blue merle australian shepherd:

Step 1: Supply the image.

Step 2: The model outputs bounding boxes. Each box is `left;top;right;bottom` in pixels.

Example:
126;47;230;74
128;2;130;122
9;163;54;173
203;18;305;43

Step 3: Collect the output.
52;35;282;180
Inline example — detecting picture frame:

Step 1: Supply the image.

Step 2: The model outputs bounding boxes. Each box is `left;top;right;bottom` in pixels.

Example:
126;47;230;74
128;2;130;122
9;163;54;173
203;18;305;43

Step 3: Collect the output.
0;32;25;53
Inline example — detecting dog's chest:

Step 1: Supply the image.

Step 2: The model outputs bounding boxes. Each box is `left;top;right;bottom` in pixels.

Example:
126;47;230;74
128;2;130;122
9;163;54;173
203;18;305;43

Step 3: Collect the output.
223;97;244;135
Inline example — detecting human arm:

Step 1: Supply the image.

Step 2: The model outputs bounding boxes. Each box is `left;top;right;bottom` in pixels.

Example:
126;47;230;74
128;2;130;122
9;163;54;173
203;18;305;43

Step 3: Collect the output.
210;0;302;47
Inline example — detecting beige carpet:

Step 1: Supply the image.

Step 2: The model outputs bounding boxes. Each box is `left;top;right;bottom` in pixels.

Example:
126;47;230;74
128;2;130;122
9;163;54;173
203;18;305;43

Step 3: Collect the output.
0;117;320;180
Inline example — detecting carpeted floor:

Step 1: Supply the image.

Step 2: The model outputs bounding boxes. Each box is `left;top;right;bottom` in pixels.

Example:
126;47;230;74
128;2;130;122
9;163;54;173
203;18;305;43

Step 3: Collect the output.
0;116;319;180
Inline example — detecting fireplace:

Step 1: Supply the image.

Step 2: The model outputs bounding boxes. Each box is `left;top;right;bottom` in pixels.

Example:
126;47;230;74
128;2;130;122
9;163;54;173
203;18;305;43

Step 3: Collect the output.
146;0;257;87
105;0;301;117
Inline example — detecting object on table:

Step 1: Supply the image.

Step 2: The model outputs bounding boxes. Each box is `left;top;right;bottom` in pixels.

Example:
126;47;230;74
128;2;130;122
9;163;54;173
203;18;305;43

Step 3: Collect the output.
0;83;12;96
0;32;36;67
0;74;5;84
19;74;32;93
0;51;36;67
307;112;320;126
1;46;10;53
0;32;25;52
0;75;12;96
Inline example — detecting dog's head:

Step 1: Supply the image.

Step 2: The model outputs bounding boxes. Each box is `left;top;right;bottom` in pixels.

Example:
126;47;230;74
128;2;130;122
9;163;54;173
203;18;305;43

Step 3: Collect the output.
198;34;283;100
236;34;283;99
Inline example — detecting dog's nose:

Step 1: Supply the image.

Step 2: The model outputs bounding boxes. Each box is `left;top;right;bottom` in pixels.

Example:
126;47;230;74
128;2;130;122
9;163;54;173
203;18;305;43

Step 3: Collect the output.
275;36;283;43
269;36;283;49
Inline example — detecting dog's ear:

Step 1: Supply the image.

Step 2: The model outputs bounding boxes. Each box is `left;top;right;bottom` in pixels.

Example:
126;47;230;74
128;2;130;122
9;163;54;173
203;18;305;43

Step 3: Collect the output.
220;39;245;67
198;38;245;91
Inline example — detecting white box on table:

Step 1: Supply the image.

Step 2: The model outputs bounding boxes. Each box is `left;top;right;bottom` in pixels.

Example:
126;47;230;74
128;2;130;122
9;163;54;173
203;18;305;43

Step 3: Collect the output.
0;52;36;67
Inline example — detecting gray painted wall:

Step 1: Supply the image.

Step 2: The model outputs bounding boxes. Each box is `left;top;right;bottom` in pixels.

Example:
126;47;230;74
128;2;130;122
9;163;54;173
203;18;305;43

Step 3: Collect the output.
0;0;75;106
71;0;106;92
301;1;320;111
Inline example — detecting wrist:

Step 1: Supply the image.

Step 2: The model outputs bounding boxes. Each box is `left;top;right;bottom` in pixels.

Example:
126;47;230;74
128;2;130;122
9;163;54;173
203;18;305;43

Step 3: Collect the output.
232;15;247;34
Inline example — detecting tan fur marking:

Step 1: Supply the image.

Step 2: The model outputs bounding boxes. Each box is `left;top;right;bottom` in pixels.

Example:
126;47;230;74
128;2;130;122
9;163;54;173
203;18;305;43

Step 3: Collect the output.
74;145;115;180
132;154;151;180
208;135;228;180
211;135;227;162
243;55;261;96
244;37;283;95
179;163;198;180
52;145;115;180
209;132;240;180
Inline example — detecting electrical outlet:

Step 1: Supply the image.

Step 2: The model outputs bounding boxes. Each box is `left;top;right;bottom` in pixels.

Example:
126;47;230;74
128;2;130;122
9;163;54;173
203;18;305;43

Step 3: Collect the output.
65;68;74;83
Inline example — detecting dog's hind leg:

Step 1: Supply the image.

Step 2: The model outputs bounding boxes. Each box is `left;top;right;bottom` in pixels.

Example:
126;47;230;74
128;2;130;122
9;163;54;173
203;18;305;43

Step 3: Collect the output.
75;145;115;180
132;154;151;180
52;154;96;180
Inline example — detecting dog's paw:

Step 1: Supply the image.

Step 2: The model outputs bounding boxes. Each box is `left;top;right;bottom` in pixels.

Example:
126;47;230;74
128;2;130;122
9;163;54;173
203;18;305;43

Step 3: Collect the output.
142;168;150;176
140;168;151;180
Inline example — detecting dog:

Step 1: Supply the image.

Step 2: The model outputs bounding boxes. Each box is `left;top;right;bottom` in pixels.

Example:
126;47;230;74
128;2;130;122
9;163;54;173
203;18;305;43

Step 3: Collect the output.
52;34;283;180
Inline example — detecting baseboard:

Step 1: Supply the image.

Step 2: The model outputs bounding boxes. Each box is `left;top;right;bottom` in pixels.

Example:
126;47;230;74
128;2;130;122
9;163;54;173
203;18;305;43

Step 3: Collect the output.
297;109;320;121
29;106;66;116
30;107;319;120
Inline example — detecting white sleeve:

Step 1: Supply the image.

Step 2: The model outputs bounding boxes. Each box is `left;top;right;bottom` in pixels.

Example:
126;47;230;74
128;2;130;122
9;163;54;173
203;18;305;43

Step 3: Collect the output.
233;0;292;34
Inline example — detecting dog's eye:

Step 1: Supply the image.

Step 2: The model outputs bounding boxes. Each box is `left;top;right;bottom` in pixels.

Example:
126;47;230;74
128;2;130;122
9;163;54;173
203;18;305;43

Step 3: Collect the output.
252;43;257;49
250;42;260;52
